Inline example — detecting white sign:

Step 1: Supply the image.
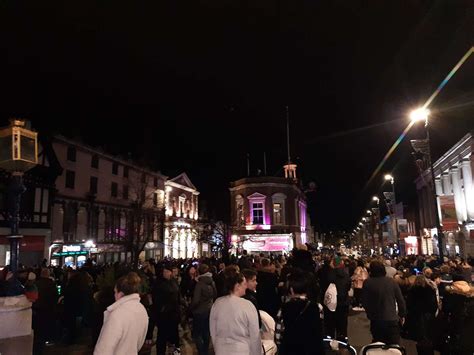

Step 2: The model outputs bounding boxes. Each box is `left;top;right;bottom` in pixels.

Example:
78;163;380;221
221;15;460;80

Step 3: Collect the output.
63;245;81;253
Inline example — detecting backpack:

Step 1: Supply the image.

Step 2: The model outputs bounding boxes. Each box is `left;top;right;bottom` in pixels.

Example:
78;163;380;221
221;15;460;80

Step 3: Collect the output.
324;283;337;312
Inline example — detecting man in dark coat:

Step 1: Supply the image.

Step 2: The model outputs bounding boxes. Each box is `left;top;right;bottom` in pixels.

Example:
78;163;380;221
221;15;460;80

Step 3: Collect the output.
324;257;352;341
152;264;181;355
242;268;262;328
362;260;406;345
257;258;280;319
190;264;216;355
33;268;58;353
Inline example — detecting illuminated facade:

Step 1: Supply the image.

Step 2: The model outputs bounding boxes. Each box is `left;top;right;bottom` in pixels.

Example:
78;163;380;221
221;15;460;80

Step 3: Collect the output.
51;136;167;266
229;174;311;254
163;173;202;258
415;132;474;257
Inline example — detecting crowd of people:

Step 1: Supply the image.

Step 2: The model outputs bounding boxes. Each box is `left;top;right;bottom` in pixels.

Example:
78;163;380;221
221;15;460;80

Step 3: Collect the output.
0;249;473;355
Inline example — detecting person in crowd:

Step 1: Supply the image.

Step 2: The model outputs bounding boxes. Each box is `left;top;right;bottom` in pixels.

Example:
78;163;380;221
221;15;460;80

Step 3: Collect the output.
94;272;148;355
404;275;438;355
459;258;473;283
33;268;59;354
362;260;406;345
238;249;253;270
384;259;397;278
439;273;474;355
63;270;94;344
24;271;39;302
324;256;351;341
351;259;368;311
180;265;197;302
209;266;261;355
242;268;262;328
257;258;280;318
275;268;324;355
439;264;453;299
214;261;226;297
190;263;216;355
152;264;181;355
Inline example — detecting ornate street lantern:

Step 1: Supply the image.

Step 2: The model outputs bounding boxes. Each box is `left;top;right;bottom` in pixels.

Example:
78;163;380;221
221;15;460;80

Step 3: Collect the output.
0;118;38;295
0;118;38;173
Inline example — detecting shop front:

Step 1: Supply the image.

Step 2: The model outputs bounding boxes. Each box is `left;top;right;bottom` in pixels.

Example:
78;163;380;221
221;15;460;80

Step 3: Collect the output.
0;235;45;267
164;225;198;259
237;234;293;254
49;243;95;268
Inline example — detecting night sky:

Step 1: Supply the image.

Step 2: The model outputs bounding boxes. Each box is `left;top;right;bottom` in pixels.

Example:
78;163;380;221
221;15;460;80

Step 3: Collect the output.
1;1;474;231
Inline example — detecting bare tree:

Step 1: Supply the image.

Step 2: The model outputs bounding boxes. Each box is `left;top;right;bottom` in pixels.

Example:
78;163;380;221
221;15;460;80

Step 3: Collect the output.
197;220;232;263
126;173;164;269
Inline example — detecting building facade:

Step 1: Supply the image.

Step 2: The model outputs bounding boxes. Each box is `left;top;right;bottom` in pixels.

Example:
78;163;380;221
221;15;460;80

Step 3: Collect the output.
0;137;61;267
229;172;311;254
415;132;474;257
50;136;167;266
163;173;202;258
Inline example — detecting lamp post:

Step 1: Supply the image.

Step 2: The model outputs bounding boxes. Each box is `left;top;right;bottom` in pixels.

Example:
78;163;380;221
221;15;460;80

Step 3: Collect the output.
0;119;38;295
410;107;444;259
384;174;400;253
372;196;383;252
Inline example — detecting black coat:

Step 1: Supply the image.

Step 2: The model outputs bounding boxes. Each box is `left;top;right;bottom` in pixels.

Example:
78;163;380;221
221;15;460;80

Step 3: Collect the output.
152;277;180;321
441;285;474;354
257;270;280;318
279;299;324;355
328;268;351;307
404;285;438;342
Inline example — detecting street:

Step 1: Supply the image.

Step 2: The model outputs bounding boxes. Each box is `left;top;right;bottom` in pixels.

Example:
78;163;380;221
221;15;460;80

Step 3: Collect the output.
43;309;429;355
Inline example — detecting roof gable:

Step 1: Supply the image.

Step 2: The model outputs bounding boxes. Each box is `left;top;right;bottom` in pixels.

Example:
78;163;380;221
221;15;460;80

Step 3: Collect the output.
168;172;197;190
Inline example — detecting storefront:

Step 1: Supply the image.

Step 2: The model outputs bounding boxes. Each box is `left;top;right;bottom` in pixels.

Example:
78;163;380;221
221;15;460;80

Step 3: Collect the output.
50;242;97;267
0;235;45;267
236;234;293;254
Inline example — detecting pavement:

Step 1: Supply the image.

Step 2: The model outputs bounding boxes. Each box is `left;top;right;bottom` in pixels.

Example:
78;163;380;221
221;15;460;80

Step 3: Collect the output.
43;310;437;355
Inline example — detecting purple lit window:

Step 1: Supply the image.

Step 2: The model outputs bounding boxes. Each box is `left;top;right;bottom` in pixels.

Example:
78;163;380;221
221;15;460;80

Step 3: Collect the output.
252;202;264;224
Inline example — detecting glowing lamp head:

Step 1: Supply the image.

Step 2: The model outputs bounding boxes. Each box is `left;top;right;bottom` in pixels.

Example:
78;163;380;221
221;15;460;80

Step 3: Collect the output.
372;196;379;202
410;107;430;123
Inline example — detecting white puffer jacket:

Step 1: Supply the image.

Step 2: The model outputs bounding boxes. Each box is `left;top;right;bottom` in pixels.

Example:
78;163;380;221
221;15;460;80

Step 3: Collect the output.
94;293;148;355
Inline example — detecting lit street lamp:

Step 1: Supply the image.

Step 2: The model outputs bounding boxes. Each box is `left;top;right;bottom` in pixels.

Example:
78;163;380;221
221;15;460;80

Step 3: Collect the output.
410;107;444;259
0;119;38;295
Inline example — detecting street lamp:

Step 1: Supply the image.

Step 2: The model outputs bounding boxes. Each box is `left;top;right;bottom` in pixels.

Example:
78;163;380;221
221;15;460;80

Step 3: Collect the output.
410;107;444;259
384;173;399;252
0;119;38;295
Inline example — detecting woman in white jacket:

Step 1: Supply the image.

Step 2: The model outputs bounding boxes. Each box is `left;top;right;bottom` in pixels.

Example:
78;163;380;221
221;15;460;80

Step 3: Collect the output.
94;272;149;355
210;266;262;355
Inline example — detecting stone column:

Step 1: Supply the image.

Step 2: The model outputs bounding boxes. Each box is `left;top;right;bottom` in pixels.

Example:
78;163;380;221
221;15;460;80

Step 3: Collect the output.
461;158;474;220
435;178;443;224
450;167;467;223
441;173;452;195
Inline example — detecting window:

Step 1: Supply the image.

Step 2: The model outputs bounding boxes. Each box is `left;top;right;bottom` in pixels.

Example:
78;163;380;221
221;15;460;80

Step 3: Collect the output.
67;146;76;162
111;182;118;198
91;154;99;169
123;166;129;178
153;192;158;207
90;176;98;194
252;202;264;224
112;162;118;175
123;185;129;200
154;177;158;188
273;203;282;225
65;170;75;189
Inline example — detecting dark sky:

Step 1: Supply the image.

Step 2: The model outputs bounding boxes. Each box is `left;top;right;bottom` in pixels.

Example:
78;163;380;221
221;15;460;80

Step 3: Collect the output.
1;0;474;231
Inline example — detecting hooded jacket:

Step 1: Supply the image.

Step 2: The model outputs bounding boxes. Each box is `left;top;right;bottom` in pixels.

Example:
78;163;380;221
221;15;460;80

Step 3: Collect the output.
328;267;351;307
93;293;148;355
191;272;216;315
442;281;474;353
